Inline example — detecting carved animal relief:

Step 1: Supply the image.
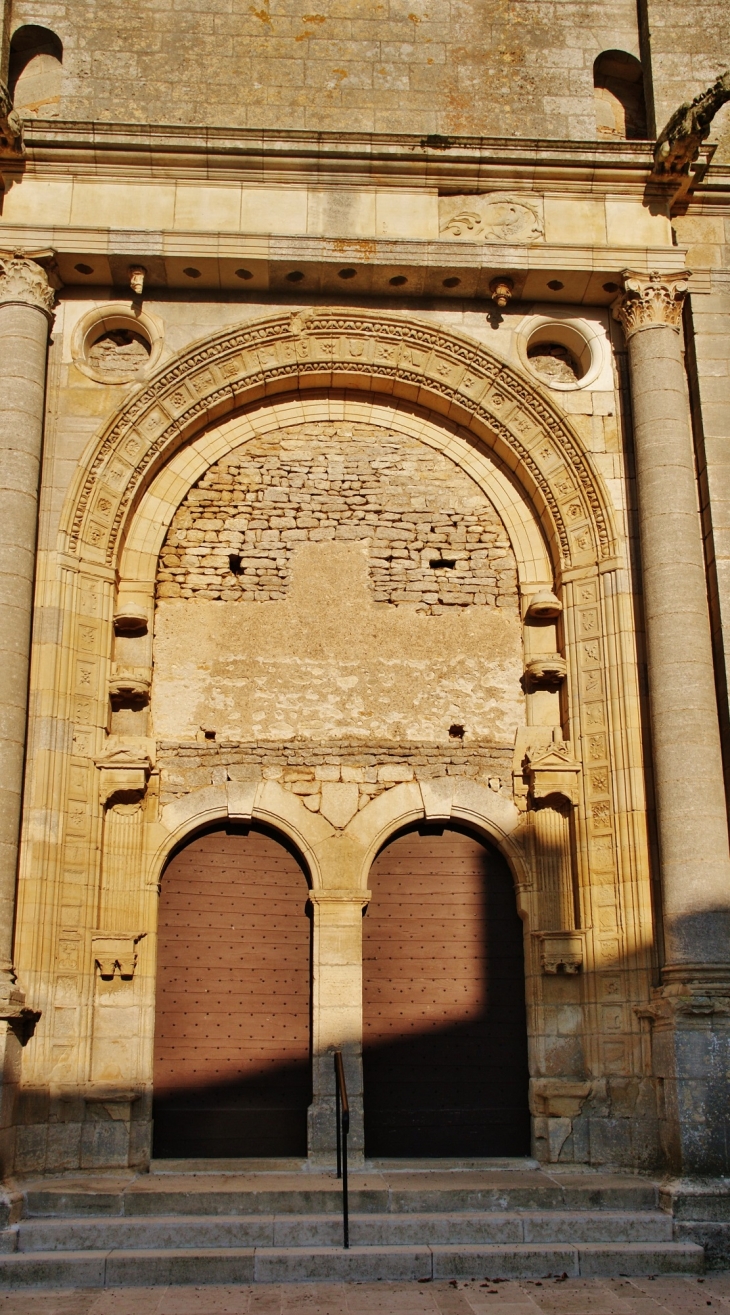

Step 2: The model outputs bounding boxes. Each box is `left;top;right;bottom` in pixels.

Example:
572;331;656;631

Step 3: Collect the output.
439;193;544;244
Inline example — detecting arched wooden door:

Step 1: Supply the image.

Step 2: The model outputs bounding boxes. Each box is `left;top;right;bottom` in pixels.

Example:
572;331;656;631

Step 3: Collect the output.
363;824;529;1158
153;825;311;1158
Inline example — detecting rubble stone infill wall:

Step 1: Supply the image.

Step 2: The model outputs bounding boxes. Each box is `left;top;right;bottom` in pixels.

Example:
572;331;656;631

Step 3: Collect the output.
155;423;518;615
156;739;515;812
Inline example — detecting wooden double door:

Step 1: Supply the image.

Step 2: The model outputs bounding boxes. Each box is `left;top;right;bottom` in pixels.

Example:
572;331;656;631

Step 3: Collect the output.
152;822;529;1159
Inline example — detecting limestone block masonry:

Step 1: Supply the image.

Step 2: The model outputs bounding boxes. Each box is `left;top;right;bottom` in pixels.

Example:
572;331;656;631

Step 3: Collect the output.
2;0;730;1274
0;252;53;1177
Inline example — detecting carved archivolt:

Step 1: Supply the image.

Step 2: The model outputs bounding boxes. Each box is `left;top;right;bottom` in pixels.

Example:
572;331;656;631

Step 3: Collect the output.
61;310;617;574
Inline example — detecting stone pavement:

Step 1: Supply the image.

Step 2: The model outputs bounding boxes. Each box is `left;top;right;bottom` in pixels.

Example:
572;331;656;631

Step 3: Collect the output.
0;1275;728;1315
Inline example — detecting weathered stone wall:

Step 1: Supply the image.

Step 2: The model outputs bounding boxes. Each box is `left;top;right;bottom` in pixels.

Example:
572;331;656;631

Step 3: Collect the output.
151;420;524;746
156;423;517;614
7;0;640;139
645;0;730;161
157;738;514;812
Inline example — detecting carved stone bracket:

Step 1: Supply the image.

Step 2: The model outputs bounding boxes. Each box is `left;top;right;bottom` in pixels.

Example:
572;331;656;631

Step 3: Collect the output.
0;81;23;158
523;740;581;808
635;976;730;1028
613;270;691;339
653;70;730;183
523;654;567;692
92;931;146;980
96;747;153;806
0;251;56;317
109;664;152;702
535;930;585;974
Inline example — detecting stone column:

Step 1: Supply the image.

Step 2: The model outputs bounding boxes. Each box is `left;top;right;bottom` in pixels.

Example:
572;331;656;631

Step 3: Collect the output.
616;270;730;1174
0;254;54;1006
307;890;369;1166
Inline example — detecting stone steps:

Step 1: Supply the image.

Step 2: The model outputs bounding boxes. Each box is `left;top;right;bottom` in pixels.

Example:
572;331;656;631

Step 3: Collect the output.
0;1241;704;1287
10;1208;675;1250
0;1168;704;1286
21;1170;661;1217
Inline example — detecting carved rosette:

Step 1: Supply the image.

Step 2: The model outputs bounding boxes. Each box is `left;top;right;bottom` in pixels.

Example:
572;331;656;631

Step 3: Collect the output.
613;270;690;338
0;254;55;317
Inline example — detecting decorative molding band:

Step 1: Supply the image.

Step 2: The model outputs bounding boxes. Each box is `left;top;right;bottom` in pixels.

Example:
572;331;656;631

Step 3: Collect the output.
613;269;691;338
62;309;616;573
0;253;55;316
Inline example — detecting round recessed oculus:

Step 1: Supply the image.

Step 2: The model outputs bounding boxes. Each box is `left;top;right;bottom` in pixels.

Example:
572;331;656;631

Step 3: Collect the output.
603;281;620;293
547;279;564;291
338;268;357;280
183;267;202;279
286;270;305;283
520;318;602;391
75;263;94;275
71;304;164;385
235;268;253;280
389;275;408;286
442;276;461;288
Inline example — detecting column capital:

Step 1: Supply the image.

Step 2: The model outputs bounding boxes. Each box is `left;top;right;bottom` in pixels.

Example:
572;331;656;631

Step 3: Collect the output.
613;269;691;338
0;251;56;317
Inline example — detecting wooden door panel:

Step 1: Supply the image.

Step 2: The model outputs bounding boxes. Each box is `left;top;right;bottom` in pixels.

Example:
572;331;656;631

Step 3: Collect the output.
363;826;530;1158
152;827;311;1159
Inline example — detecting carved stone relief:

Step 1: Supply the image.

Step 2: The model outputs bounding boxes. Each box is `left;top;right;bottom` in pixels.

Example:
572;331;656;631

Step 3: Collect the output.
88;329;150;376
439;193;544;243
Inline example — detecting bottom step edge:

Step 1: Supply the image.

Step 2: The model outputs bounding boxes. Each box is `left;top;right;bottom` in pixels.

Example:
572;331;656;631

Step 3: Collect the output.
0;1242;705;1288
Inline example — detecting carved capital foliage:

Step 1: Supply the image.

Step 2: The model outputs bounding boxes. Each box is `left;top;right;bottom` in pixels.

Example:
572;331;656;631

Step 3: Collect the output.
0;253;56;316
613;270;690;338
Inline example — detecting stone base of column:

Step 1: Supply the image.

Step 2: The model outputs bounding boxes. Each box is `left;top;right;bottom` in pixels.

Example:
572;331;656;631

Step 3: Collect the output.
0;1017;23;1181
308;1050;365;1167
644;970;730;1176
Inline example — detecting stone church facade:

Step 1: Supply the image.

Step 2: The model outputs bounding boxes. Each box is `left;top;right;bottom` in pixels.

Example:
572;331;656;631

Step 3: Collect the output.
0;0;730;1236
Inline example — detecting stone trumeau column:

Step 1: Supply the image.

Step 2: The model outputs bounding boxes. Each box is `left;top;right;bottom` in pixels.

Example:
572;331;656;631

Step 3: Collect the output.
616;270;730;1174
0;253;54;1172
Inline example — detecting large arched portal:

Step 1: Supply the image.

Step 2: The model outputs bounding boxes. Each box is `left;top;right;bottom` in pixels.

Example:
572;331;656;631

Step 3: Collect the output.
13;309;654;1177
363;823;529;1158
152;824;312;1159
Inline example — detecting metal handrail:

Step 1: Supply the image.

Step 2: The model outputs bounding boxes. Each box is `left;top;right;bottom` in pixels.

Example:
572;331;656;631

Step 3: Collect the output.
334;1050;349;1249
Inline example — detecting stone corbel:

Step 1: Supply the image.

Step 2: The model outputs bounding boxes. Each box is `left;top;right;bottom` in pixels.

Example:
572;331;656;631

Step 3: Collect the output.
0;984;41;1045
523;740;581;809
96;747;153;807
534;930;585;974
109;664;152;701
0;80;23;160
530;1077;592;1119
523;654;567;692
92;932;146;981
